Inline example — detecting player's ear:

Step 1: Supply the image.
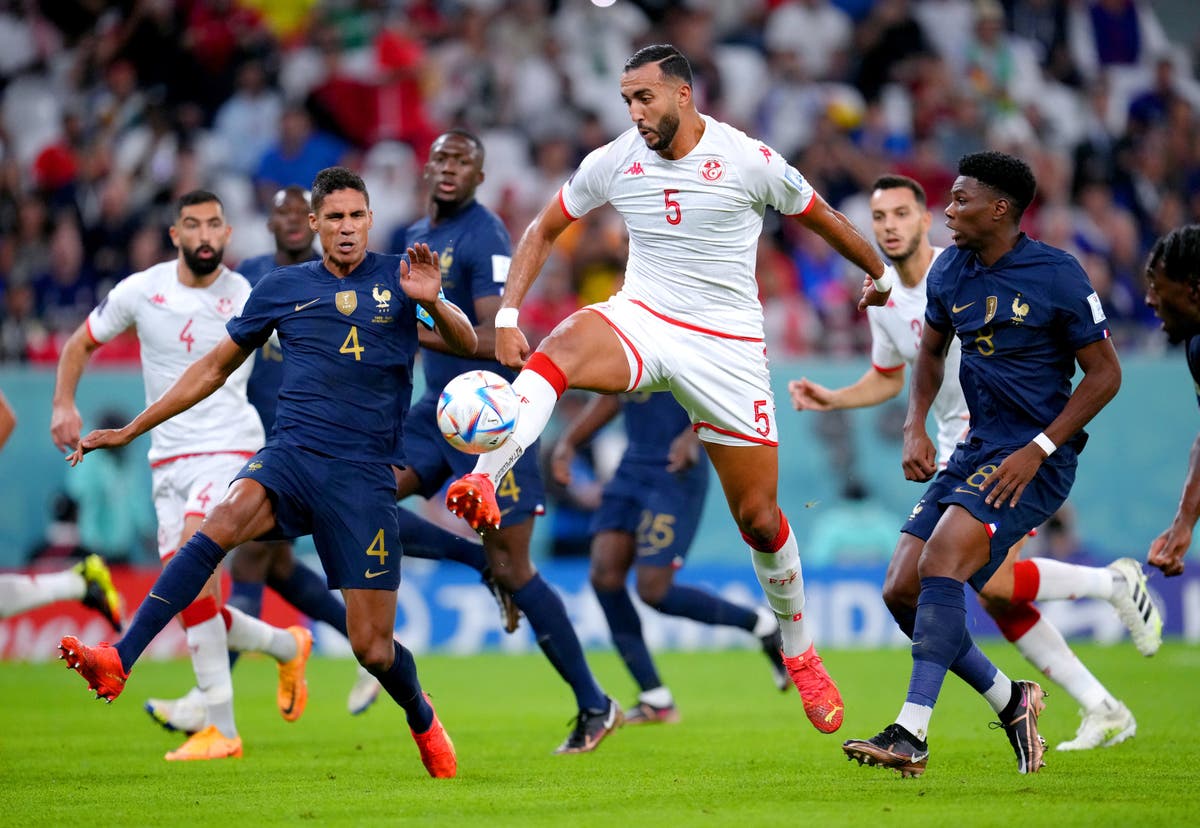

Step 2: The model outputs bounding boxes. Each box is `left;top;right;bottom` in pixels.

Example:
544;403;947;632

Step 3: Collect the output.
168;224;180;248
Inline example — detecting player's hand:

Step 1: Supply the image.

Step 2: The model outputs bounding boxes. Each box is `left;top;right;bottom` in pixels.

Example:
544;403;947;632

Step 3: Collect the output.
400;243;442;304
788;378;835;411
666;428;700;472
495;326;530;369
50;403;83;455
979;444;1043;508
550;440;575;486
67;427;134;466
858;276;890;312
1147;522;1190;577
901;429;938;482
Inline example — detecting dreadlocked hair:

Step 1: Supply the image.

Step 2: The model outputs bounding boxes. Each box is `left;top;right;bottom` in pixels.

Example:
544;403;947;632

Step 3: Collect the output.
1148;225;1200;291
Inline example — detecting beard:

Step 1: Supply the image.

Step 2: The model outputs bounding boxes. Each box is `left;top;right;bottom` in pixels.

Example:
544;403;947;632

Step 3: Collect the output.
886;235;923;266
182;244;223;276
644;111;680;151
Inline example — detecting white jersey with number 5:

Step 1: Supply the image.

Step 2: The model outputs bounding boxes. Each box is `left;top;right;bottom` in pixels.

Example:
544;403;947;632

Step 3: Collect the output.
866;247;969;465
560;114;815;339
86;260;264;464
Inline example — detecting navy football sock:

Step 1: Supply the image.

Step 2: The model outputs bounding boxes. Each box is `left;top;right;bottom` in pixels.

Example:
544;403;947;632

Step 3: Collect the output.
515;574;607;711
396;506;488;572
651;583;758;631
595;587;662;692
225;579;265;668
267;561;348;637
889;599;997;693
905;576;968;708
368;639;433;732
116;532;227;671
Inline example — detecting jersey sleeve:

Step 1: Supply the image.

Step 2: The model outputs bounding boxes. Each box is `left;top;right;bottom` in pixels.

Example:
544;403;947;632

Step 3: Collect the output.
740;138;815;216
923;256;952;333
86;271;142;343
867;308;904;372
1053;256;1111;350
560;142;615;220
226;272;282;350
462;217;512;302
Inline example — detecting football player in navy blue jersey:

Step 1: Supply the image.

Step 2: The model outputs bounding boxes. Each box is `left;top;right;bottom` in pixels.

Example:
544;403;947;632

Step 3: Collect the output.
395;129;621;755
59;167;473;777
843;151;1122;778
552;391;789;724
1145;225;1200;578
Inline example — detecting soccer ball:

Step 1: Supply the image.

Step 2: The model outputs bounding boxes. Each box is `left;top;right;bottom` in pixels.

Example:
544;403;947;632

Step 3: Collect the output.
436;370;520;454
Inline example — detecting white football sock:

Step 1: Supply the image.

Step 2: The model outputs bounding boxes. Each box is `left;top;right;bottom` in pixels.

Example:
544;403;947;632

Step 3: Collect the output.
472;369;559;481
223;604;297;662
186;615;237;738
749;523;811;657
1012;614;1111;711
639;686;674;707
0;570;85;617
982;672;1014;714
1030;558;1115;601
896;702;933;742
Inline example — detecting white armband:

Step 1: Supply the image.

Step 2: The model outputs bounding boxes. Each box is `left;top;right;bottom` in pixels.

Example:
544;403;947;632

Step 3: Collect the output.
494;307;519;328
871;271;894;293
1032;432;1057;457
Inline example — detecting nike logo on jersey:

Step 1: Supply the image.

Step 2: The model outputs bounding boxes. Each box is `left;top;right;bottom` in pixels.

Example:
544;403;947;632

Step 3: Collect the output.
364;568;390;579
294;298;321;312
951;301;975;313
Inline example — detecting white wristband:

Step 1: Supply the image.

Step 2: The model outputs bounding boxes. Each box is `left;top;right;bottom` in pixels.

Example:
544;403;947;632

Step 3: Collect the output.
871;271;894;293
494;307;519;328
1032;432;1056;457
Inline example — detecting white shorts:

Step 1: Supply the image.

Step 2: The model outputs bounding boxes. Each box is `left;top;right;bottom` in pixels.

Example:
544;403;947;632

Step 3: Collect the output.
150;452;252;559
586;293;778;447
936;413;971;469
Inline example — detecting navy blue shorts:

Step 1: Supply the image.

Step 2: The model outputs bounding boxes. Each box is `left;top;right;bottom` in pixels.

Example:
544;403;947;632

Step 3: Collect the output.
234;443;402;591
590;457;709;568
404;393;545;523
901;438;1076;591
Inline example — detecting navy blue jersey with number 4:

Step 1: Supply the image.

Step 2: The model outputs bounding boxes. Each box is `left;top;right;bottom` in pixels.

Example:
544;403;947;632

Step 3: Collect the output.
227;252;432;467
925;234;1110;451
404;200;512;392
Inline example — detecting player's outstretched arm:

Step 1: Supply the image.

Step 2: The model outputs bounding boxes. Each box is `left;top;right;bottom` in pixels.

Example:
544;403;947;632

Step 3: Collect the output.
403;242;478;357
494;195;574;368
549;393;621;485
69;336;251;465
792;193;887;310
50;323;104;454
902;324;949;482
1150;431;1200;577
789;367;905;413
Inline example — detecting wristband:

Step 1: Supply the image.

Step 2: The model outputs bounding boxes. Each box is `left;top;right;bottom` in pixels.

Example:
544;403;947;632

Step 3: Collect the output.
871;271;894;293
494;307;519;328
1032;432;1056;456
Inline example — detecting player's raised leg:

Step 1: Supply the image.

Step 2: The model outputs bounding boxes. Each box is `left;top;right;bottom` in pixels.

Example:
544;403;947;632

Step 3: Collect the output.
0;554;122;631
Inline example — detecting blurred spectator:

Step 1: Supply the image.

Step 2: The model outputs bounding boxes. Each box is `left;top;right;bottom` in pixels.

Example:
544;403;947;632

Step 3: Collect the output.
764;0;853;82
253;104;347;208
212;59;283;177
1068;0;1168;83
805;478;903;568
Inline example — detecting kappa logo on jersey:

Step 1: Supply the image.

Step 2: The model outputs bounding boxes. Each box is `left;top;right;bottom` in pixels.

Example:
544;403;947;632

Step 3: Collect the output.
623;162;646;175
336;290;357;316
372;285;392;310
151;294;167;305
216;297;233;316
698;158;724;182
758;145;772;162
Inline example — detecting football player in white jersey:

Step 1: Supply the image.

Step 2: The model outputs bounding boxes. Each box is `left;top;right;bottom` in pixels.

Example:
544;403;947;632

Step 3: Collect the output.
50;191;312;761
444;44;890;738
789;175;1157;751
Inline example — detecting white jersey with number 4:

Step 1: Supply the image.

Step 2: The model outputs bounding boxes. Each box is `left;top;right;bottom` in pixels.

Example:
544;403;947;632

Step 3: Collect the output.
866;247;969;465
560;114;815;339
86;260;264;464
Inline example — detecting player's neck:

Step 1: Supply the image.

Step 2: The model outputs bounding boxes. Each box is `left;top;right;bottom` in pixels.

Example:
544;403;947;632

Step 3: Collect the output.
658;114;705;161
176;262;222;288
323;253;366;279
275;248;314;267
429;197;472;225
894;244;934;288
976;229;1022;268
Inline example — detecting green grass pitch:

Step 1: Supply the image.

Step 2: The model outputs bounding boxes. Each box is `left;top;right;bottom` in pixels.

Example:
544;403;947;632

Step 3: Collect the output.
0;642;1195;826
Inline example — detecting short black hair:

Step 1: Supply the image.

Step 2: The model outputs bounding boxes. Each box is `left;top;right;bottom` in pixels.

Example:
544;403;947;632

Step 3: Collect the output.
871;174;926;206
958;151;1037;217
311;166;368;212
439;128;485;162
1147;225;1200;289
623;44;693;86
272;184;311;209
176;189;223;218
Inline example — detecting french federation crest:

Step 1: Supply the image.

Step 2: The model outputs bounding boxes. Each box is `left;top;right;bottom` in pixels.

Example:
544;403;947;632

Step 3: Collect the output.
336;290;357;316
372;285;392;310
984;296;998;324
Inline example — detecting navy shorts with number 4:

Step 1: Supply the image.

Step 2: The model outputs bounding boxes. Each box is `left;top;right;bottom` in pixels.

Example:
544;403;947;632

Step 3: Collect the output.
234;443;402;591
404;393;545;522
901;437;1076;591
591;458;709;568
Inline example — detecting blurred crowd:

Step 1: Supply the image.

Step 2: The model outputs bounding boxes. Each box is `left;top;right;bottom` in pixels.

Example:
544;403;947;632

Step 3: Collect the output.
2;0;1199;364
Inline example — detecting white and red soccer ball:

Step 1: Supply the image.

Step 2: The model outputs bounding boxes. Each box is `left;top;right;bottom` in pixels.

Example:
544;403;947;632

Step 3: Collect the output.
436;370;520;454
